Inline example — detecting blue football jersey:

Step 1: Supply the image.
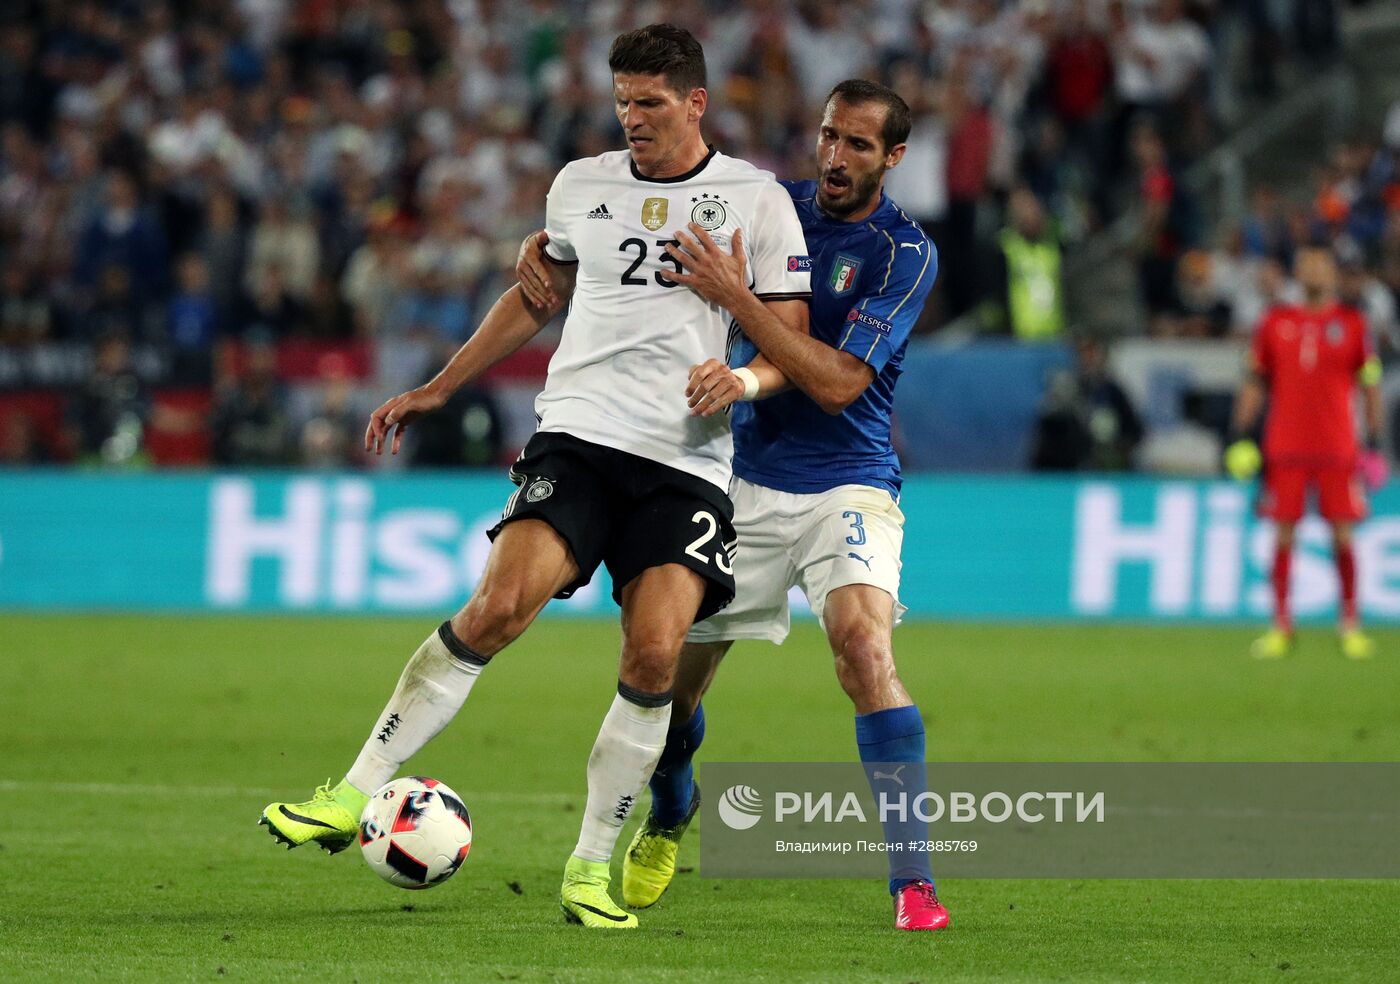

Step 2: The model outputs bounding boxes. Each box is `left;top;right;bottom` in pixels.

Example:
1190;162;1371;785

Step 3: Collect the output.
730;180;937;495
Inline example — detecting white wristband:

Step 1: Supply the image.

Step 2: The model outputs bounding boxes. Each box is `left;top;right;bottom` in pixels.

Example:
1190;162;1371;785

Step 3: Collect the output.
733;366;761;401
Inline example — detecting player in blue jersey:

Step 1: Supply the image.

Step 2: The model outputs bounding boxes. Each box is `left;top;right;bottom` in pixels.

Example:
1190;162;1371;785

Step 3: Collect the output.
516;79;945;931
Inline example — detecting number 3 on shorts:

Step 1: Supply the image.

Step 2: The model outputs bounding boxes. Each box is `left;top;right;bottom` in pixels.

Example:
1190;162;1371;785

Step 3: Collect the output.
685;510;733;574
843;510;866;546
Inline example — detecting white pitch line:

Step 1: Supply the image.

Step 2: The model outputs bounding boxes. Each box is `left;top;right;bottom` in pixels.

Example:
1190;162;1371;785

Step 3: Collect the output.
0;779;576;805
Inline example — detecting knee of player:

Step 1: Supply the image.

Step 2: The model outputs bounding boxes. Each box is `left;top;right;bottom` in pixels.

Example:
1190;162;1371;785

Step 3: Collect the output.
459;588;535;648
621;635;682;690
831;626;894;678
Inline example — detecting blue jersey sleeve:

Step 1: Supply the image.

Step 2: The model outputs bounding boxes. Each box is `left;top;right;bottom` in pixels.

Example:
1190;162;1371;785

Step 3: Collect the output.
835;237;936;372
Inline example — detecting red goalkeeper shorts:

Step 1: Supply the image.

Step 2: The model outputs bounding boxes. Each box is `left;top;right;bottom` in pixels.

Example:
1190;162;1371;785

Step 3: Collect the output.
1259;462;1367;523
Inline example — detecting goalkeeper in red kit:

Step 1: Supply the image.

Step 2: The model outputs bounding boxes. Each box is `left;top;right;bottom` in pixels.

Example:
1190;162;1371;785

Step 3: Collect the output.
1226;245;1386;660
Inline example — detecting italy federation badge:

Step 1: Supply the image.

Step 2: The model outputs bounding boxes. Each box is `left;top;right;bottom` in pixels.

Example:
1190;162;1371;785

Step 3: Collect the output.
830;254;862;294
641;197;669;232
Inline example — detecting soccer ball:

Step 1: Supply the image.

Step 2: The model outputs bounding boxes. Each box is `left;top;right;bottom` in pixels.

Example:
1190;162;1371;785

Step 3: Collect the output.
359;776;473;889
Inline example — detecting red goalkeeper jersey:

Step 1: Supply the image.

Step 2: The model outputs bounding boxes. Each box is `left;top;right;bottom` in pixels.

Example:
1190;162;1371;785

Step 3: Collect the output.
1251;302;1371;464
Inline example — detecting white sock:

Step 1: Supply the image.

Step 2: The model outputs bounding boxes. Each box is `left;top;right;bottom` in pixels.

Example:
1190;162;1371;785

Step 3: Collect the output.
344;623;486;796
572;687;672;863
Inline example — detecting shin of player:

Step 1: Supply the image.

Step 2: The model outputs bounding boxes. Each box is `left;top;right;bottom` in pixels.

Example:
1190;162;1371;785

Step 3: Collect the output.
1226;245;1384;660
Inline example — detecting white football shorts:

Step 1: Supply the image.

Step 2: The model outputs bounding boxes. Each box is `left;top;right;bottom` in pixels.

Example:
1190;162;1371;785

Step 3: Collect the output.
687;477;906;644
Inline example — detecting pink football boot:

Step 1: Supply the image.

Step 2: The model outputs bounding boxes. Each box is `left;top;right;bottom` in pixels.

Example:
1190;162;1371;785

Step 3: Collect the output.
894;881;950;931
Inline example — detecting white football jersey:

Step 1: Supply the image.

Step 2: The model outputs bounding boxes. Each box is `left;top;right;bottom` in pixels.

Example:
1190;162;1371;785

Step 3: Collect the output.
538;148;810;491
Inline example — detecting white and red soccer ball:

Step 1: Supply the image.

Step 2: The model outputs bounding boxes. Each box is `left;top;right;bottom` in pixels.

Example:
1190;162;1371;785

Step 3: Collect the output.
359;776;472;889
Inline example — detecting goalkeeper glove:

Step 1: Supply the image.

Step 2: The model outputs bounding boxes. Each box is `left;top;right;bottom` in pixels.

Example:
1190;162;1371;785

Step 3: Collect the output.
1224;439;1262;481
1359;436;1389;492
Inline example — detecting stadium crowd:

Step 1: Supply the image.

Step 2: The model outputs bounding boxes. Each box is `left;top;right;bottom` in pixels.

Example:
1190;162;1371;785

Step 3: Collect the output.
0;0;1385;470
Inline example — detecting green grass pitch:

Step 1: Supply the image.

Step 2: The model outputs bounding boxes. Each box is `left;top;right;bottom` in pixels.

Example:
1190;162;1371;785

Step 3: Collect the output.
3;615;1399;982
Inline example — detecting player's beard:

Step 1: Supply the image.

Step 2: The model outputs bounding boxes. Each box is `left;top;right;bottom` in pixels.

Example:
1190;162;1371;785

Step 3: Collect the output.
816;164;885;218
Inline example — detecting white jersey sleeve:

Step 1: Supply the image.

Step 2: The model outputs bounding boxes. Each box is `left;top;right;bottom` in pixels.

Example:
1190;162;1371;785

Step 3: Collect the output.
747;180;810;300
543;166;578;264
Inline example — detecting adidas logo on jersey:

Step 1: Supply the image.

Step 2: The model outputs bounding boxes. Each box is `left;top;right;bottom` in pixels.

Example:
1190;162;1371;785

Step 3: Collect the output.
587;204;613;219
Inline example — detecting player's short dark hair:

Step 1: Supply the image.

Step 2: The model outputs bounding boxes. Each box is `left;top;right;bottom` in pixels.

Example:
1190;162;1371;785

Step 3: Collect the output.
826;79;912;153
608;23;707;97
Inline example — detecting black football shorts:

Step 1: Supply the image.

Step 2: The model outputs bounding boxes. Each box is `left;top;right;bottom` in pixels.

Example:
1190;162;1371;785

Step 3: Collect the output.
487;431;737;622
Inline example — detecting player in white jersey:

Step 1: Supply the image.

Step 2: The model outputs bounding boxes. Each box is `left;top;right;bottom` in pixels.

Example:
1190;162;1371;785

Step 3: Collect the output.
258;24;810;930
532;143;813;490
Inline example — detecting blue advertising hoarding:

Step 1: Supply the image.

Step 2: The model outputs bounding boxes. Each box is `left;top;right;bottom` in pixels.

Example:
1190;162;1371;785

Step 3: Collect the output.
3;472;1400;621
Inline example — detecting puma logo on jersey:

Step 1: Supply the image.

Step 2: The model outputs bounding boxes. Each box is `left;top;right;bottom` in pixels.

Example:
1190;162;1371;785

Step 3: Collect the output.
898;241;924;253
586;204;612;219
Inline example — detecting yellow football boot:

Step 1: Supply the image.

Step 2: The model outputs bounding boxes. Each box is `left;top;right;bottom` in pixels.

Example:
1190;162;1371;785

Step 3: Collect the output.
259;780;366;854
560;856;638;929
1250;628;1293;660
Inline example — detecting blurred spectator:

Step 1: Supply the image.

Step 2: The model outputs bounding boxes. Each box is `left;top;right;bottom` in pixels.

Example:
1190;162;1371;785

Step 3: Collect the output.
407;347;504;468
246;194;319;301
1109;0;1210;159
1379;209;1400;323
316;156;375;279
1041;1;1112;222
239;265;305;338
1031;336;1142;471
0;264;52;344
1131;121;1198;329
940;78;995;319
210;341;293;466
74;169;169;312
1045;1;1113;152
410;187;492;315
342;209;410;336
1294;0;1341;65
89;264;161;341
298;356;361;469
0;25;50;136
1019;118;1083;235
1338;245;1398;356
786;4;872;105
1242;185;1294;263
1246;257;1303;329
197;186;248;323
985;187;1065;341
1166;249;1232;338
303;274;355;339
0;412;50;466
67;332;149;468
881;66;946;237
168;253;218;380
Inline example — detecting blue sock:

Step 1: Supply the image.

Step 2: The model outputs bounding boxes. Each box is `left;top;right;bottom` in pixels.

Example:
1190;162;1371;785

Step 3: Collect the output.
649;703;706;827
856;705;934;895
